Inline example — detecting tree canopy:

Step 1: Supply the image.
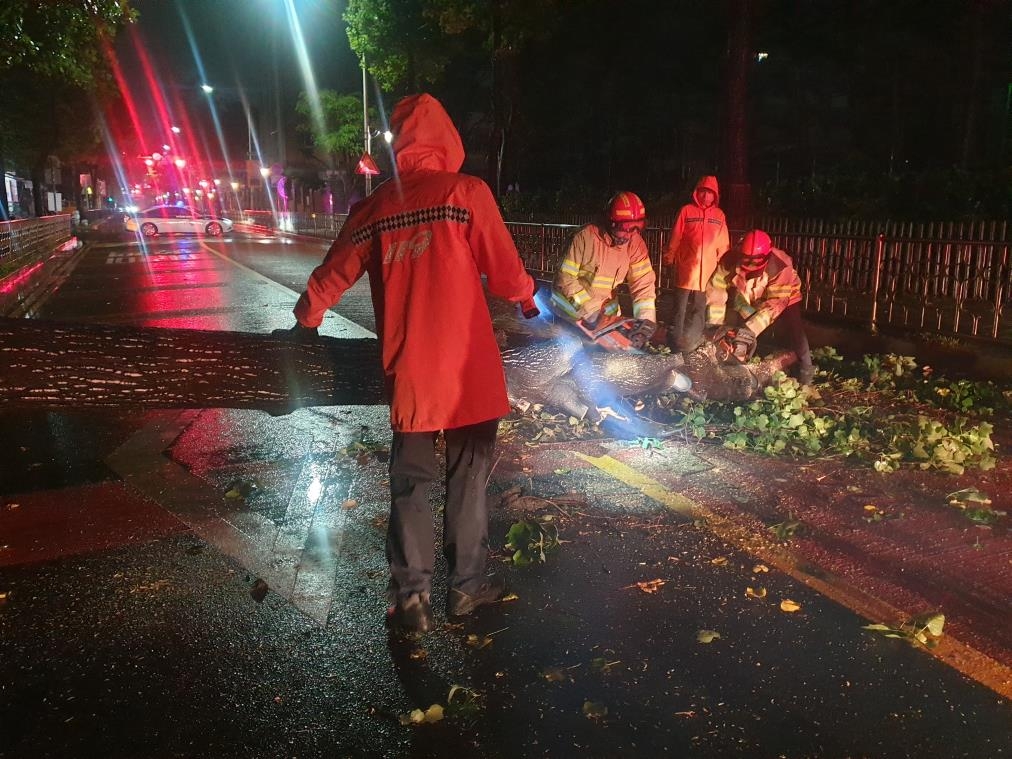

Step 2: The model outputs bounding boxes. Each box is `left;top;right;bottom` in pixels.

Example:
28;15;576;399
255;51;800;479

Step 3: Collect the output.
0;0;135;86
342;0;1011;220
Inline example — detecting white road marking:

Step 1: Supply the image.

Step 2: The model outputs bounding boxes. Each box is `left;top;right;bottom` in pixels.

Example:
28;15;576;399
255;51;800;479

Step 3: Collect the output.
198;240;376;339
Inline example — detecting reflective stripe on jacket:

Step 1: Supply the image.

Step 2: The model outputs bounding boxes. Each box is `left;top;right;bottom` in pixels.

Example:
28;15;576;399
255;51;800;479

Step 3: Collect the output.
550;224;657;323
294;94;534;432
663;175;730;291
705;247;802;335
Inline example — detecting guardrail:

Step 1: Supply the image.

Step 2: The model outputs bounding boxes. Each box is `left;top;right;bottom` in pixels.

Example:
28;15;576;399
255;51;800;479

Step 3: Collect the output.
0;215;73;281
260;210;1012;344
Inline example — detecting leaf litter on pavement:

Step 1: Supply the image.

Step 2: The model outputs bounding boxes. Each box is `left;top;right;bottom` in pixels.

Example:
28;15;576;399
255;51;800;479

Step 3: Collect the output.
863;612;946;648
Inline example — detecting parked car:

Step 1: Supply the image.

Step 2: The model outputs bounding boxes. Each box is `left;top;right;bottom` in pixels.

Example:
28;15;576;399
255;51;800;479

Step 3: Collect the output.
78;208;126;233
124;205;234;237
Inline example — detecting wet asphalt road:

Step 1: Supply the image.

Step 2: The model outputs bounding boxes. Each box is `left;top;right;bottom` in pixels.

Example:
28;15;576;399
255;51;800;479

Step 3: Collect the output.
1;229;1009;758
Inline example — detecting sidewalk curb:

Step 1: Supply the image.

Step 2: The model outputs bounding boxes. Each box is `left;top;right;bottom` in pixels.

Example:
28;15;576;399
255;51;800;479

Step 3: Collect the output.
1;237;88;319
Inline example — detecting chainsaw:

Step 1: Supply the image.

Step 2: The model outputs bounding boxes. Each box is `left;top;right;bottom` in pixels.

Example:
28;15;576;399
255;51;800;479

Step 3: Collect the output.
710;327;754;364
572;313;650;352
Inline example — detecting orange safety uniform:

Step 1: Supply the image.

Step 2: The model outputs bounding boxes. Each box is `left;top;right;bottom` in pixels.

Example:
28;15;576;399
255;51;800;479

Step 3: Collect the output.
706;247;803;334
294;94;534;432
550;224;657;324
663;176;730;291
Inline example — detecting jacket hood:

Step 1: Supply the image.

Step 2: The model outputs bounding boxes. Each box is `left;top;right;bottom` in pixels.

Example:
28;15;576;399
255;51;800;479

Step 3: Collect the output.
692;175;720;207
391;94;465;174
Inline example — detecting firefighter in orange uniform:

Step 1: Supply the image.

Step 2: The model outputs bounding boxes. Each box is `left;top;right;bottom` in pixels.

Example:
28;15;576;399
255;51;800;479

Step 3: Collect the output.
286;94;538;634
705;229;814;385
663;176;730;352
549;192;657;347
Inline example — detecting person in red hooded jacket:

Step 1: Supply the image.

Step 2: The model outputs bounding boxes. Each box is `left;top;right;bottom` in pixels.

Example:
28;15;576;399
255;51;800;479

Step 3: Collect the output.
283;94;538;634
662;176;730;352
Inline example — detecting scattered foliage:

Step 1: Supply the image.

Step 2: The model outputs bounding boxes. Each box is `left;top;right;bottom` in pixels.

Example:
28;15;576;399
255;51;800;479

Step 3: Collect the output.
769;520;804;541
582;701;608;720
445;685;482;719
505;517;560;566
651;350;1007;476
863;612;945;648
501;403;602;445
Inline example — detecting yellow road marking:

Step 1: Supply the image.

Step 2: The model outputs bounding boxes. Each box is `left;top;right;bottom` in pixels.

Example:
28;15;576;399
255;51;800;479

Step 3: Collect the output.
572;450;1012;700
571;452;698;517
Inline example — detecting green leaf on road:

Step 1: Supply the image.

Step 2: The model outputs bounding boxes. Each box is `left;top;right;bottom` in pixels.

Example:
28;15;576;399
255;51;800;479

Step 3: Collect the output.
582;701;608;720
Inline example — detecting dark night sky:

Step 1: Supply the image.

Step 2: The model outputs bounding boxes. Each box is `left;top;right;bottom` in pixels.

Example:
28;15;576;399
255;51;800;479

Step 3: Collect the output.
123;0;360;97
108;0;1010;218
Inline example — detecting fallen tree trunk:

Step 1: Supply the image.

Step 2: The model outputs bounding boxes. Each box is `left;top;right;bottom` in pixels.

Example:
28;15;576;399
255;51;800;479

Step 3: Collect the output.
0;318;385;413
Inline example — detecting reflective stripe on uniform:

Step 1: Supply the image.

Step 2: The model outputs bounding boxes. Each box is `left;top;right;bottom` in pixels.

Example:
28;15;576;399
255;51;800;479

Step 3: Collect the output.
632;298;656;320
550;290;581;318
628;259;652;278
558;259;581;277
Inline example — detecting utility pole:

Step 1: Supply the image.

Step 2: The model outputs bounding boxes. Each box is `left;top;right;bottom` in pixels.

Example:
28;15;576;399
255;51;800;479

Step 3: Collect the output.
362;56;372;197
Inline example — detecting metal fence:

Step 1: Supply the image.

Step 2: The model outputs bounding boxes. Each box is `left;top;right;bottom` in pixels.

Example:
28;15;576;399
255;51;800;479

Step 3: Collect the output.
765;219;1012;342
0;215;73;280
260;210;1012;345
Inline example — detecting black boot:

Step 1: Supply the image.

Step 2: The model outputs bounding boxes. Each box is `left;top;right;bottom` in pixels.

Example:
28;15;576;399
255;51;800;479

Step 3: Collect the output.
387;592;434;634
447;576;506;617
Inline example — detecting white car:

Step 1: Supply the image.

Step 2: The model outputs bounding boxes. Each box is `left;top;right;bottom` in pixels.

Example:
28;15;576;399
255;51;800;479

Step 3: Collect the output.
125;205;234;237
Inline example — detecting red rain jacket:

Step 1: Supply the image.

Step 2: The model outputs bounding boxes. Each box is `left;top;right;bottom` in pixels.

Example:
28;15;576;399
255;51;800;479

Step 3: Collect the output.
294;94;535;432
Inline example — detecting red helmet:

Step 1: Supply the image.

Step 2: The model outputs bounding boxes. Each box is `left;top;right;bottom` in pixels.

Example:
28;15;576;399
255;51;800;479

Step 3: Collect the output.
740;229;772;271
608;192;646;224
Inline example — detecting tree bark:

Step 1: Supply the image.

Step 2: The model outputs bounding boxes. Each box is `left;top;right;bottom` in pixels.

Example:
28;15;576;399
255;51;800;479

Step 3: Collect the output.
0;318;385;413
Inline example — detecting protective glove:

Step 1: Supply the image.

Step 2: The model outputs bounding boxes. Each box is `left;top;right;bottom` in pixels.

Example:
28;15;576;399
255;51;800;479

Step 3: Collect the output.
731;325;757;360
579;309;602;331
272;323;319;342
627;319;656;350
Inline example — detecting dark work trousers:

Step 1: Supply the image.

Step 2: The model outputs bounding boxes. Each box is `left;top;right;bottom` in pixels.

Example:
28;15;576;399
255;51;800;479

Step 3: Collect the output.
669;287;707;353
386;418;499;601
759;303;813;382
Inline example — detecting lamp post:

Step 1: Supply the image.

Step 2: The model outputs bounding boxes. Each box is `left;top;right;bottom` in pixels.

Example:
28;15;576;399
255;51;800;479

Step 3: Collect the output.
362;57;372;196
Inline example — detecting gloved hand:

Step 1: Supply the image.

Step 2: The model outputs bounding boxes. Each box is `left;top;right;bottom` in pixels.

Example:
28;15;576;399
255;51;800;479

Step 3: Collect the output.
272;323;319;342
731;325;756;360
705;324;732;343
579;309;602;331
627;319;656;350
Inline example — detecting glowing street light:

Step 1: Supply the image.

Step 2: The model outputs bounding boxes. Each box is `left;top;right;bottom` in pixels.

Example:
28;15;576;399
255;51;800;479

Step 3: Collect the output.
259;166;271;178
